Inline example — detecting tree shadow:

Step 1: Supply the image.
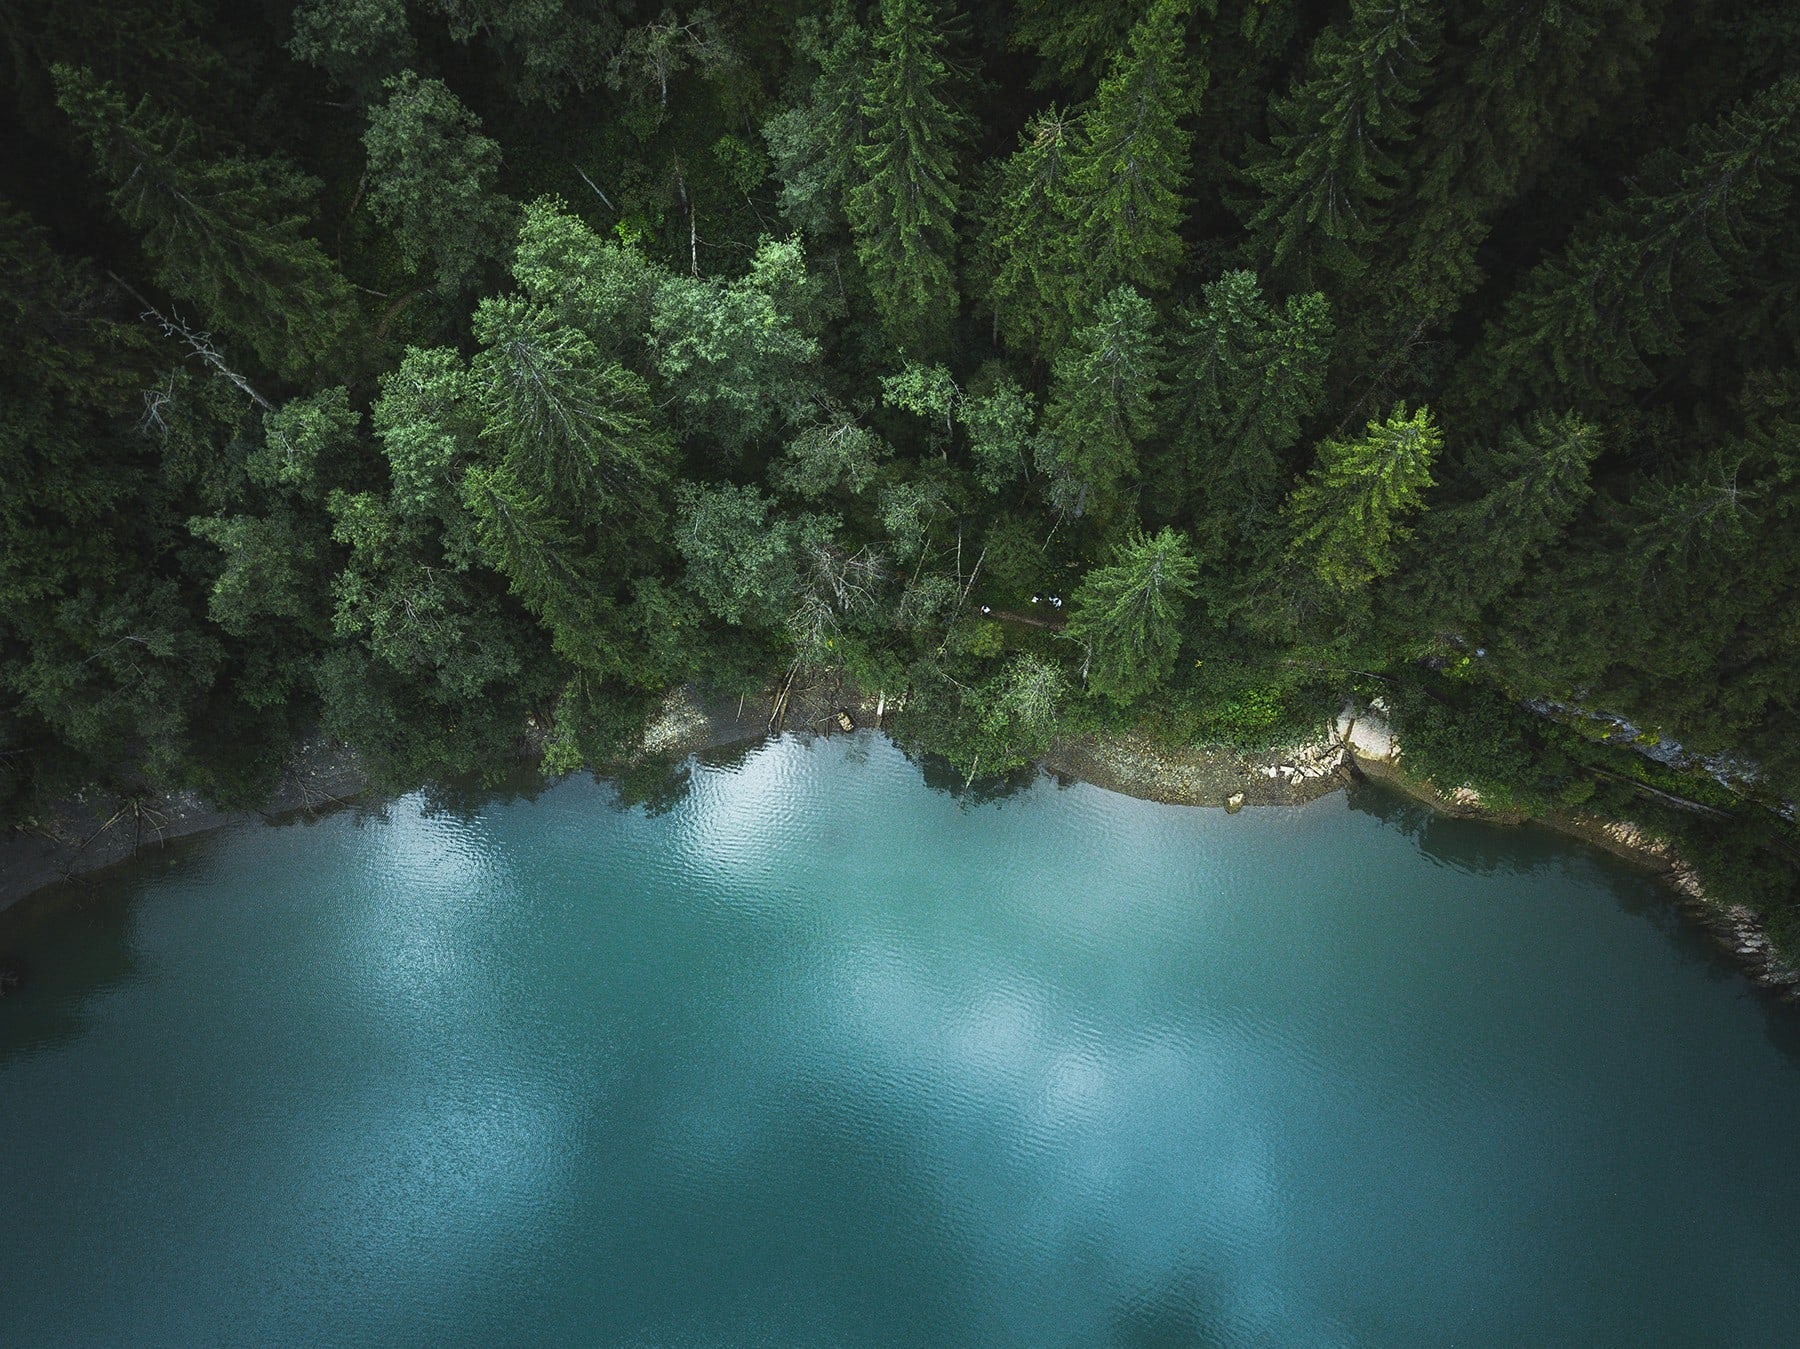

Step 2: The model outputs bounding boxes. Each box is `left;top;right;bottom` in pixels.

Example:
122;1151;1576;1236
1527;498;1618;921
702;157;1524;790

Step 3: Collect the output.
0;842;178;1067
904;748;1042;807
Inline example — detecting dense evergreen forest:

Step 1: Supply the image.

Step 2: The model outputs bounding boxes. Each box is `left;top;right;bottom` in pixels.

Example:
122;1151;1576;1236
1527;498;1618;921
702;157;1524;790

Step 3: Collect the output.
4;1;1799;935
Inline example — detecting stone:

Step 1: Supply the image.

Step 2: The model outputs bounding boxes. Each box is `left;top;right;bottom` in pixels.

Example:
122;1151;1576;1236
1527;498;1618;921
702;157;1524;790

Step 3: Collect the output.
1345;710;1398;763
1225;792;1245;814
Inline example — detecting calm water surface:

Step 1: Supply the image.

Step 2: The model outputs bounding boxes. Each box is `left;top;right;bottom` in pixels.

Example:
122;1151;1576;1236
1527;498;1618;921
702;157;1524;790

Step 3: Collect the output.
5;733;1800;1346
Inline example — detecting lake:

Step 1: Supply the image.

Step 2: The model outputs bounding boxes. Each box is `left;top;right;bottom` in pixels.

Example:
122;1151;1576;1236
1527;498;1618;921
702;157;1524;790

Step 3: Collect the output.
4;732;1800;1345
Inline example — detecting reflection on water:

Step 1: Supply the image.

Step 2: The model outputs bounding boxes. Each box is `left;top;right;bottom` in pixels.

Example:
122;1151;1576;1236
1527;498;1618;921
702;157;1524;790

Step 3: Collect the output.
905;745;1045;806
5;734;1800;1346
1346;780;1549;878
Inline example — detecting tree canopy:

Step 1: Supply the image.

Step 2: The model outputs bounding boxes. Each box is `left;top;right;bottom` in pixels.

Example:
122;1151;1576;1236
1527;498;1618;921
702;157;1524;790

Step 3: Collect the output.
6;0;1800;946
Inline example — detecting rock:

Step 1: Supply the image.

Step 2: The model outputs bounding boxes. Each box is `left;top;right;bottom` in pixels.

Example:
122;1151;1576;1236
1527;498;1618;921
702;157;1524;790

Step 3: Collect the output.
1225;792;1245;814
1345;710;1399;763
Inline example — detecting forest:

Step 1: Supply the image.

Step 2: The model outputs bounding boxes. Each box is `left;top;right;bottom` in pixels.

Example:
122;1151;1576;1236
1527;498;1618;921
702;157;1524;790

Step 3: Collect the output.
3;1;1799;939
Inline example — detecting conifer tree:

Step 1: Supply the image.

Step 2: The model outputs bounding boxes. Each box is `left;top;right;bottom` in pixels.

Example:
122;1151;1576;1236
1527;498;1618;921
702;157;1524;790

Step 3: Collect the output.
1156;270;1332;529
1059;0;1201;321
1238;0;1440;291
762;3;870;239
1366;0;1663;347
1035;286;1165;520
52;65;355;380
844;0;966;352
1393;411;1601;632
469;296;670;520
981;107;1077;355
1063;526;1199;704
411;0;619;107
1461;74;1800;422
1009;0;1150;85
461;462;613;674
1285;404;1439;594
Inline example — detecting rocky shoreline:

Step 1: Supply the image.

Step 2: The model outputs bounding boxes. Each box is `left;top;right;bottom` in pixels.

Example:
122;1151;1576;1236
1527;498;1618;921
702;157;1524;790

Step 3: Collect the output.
4;685;1793;996
0;736;370;915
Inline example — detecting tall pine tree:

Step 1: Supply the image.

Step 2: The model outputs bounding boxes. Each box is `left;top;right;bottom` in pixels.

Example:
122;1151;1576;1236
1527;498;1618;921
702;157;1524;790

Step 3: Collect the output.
53;65;356;381
1238;0;1440;293
844;0;966;353
1285;404;1440;594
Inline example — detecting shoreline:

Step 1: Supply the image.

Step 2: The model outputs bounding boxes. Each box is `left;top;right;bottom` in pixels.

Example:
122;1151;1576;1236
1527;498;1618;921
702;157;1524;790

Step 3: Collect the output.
4;685;1794;996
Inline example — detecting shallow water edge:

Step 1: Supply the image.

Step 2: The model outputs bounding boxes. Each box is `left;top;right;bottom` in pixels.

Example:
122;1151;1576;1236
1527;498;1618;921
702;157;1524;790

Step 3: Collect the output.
3;682;1788;996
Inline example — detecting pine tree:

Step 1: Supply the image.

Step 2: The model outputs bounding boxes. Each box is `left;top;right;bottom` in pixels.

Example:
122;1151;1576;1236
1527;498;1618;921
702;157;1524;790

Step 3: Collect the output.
1286;404;1440;594
1461;74;1800;422
980;106;1078;355
1063;526;1200;704
1155;270;1332;530
1035;286;1165;521
844;0;966;352
1238;0;1440;291
1059;0;1202;320
52;65;356;380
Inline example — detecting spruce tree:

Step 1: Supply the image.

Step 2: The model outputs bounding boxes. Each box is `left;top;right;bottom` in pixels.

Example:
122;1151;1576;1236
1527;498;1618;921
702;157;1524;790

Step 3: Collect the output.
1238;0;1440;291
983;1;1198;352
1035;286;1165;521
1461;74;1800;422
1063;526;1200;705
844;0;966;352
469;296;670;520
981;107;1078;355
1060;0;1202;321
1368;0;1663;340
52;66;355;381
1392;411;1601;632
762;3;870;239
1156;270;1333;531
461;462;613;675
1009;0;1150;85
1285;404;1439;594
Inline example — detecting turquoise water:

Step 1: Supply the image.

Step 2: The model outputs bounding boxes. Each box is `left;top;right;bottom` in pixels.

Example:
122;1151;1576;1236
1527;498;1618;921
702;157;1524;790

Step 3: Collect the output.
5;733;1800;1346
